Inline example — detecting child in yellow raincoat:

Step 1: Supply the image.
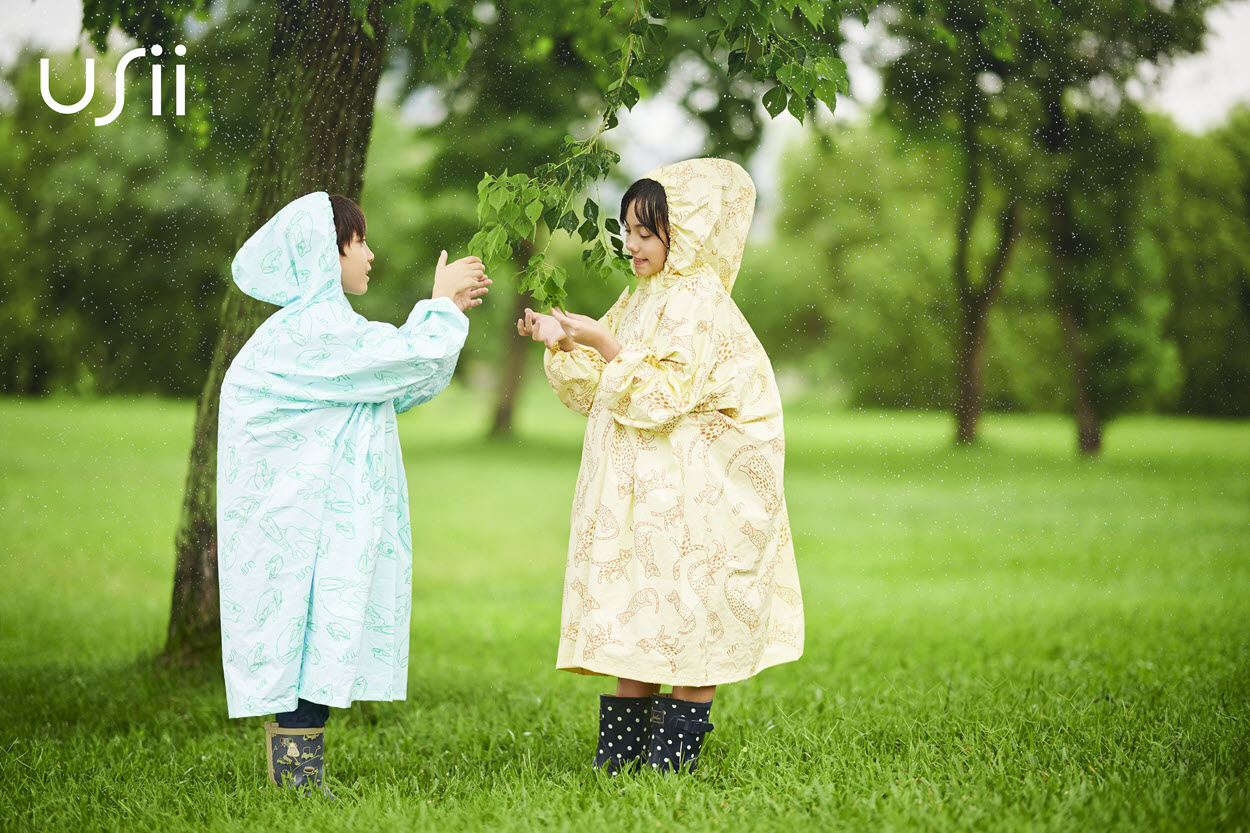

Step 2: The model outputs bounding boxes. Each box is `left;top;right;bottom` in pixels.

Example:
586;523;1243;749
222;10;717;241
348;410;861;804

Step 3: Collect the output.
517;157;804;773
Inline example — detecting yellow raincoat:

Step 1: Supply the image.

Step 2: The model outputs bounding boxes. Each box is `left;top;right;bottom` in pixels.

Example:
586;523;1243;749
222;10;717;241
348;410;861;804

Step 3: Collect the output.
544;157;804;686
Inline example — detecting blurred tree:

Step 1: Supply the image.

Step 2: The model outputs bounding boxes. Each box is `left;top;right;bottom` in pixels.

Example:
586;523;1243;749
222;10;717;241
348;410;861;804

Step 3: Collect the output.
882;0;1215;453
1150;109;1250;416
766;117;961;409
0;44;248;397
881;1;1034;443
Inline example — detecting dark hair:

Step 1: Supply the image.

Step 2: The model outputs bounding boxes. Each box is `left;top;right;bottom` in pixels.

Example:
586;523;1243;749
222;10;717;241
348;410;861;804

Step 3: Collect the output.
329;194;367;254
620;178;669;248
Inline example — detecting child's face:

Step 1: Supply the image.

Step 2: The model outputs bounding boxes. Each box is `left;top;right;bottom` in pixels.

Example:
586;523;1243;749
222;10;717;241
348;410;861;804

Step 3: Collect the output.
623;202;668;278
340;234;374;295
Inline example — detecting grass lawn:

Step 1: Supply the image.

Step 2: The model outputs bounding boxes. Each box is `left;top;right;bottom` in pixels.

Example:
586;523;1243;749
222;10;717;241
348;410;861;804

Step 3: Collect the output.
0;389;1247;832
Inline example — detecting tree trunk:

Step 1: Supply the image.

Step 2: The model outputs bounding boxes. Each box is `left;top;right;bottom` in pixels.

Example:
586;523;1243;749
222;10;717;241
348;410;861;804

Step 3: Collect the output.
954;198;1021;445
164;0;391;662
1053;279;1102;454
490;239;534;438
1042;86;1102;456
953;297;992;444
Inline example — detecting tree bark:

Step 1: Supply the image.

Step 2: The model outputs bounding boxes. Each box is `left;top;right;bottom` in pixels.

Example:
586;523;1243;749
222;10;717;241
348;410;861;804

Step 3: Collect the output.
1042;86;1102;456
954;198;1021;444
164;0;391;662
490;240;534;437
1053;273;1103;455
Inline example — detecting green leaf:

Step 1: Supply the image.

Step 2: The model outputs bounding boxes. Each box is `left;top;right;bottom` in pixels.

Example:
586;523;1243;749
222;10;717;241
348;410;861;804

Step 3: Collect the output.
599;1;613;17
815;77;839;109
487;225;509;262
647;0;670;17
647;23;668;45
620;79;641;109
605;218;620;235
762;85;787;118
787;91;806;123
558;212;579;235
583;198;599;223
525;200;543;226
489;185;509;213
578;220;598;243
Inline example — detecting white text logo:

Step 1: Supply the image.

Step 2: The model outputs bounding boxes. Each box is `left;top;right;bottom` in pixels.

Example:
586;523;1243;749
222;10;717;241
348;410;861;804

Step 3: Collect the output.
40;45;186;126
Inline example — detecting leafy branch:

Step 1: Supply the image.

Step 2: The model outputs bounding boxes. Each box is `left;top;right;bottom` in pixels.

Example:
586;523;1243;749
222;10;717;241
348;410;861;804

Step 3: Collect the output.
470;0;862;308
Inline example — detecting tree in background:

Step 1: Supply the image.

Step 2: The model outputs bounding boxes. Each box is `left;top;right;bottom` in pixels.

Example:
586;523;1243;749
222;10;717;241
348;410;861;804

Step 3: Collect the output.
1007;0;1210;453
881;0;1215;453
881;1;1034;443
1150;108;1250;416
0;52;244;396
763;117;962;409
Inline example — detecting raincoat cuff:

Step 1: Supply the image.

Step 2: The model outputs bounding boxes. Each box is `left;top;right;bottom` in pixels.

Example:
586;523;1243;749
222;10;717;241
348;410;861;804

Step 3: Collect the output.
411;295;469;326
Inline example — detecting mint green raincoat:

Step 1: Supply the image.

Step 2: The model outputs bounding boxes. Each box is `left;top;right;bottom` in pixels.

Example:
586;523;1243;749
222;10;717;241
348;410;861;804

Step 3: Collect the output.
218;192;468;719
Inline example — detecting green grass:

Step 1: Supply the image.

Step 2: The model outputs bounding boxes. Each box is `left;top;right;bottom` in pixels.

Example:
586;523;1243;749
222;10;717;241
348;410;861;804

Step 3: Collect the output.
1;390;1248;832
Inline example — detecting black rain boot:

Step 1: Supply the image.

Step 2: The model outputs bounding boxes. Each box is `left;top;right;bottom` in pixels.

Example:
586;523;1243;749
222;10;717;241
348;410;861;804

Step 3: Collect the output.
265;722;334;798
647;695;714;773
593;694;652;774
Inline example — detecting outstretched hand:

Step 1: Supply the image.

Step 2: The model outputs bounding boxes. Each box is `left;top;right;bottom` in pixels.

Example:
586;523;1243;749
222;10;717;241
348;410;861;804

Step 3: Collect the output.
432;250;492;312
517;308;573;352
551;308;621;362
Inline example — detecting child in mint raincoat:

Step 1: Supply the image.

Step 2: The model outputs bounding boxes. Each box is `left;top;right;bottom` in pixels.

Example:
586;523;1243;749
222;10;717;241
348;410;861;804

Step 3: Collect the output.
217;192;489;793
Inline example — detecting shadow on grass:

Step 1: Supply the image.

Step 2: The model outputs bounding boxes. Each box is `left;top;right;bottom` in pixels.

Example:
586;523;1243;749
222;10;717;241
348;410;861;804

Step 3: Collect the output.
0;654;235;737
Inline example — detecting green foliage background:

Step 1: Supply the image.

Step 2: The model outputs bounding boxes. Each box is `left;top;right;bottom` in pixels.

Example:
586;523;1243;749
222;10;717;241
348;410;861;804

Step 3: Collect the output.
1;12;1247;416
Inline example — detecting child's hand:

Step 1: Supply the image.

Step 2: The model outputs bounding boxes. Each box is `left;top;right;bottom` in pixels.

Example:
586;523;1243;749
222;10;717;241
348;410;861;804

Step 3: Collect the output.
551;308;622;362
432;250;491;311
517;308;574;352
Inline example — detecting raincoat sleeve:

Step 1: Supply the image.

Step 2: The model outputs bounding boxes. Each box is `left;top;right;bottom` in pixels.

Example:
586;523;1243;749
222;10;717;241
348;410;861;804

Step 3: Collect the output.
268;297;469;412
596;281;739;435
543;289;630;417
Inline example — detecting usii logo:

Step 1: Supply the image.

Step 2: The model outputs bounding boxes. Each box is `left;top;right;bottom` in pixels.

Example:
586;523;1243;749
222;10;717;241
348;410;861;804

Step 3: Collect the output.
40;45;186;126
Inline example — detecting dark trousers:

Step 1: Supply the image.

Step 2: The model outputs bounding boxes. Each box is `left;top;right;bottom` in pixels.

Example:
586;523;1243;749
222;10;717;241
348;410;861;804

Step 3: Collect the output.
276;698;329;729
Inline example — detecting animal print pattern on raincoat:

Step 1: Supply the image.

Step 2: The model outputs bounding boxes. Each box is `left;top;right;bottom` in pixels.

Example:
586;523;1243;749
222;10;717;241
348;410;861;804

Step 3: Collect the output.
218;192;468;718
545;158;804;686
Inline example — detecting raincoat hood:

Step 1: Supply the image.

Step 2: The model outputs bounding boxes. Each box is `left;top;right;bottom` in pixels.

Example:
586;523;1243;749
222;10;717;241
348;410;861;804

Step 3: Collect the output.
644;157;756;294
231;192;344;307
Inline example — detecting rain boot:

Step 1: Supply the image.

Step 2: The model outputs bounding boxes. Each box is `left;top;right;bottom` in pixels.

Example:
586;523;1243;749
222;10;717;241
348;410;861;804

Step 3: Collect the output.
593;694;652;774
264;721;334;798
646;695;714;773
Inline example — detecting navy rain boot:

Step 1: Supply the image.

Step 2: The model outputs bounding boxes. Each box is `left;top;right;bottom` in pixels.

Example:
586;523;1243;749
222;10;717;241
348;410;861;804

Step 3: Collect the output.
647;695;714;773
265;722;334;798
593;694;652;774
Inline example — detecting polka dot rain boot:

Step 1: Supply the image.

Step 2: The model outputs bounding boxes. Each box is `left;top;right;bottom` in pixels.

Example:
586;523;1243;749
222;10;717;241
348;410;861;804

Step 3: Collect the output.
593;694;652;774
646;695;714;773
